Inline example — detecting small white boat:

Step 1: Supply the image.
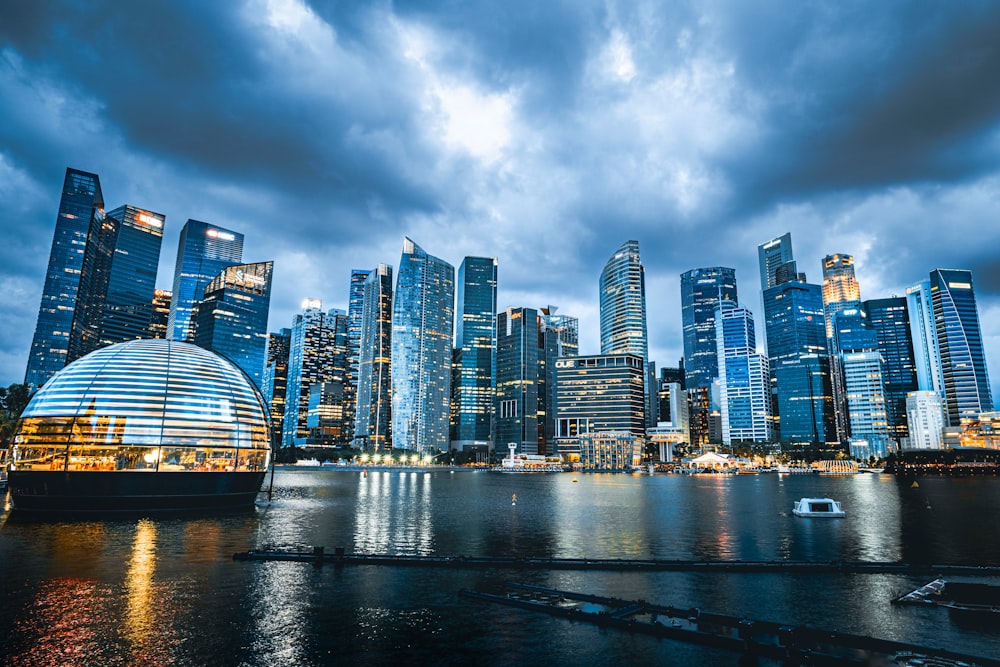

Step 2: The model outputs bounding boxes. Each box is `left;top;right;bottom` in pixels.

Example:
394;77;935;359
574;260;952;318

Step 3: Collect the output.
792;497;845;518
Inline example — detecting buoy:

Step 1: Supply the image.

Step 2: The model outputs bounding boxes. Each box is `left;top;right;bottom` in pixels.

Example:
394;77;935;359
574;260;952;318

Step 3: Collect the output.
512;493;517;506
362;469;367;478
572;478;578;483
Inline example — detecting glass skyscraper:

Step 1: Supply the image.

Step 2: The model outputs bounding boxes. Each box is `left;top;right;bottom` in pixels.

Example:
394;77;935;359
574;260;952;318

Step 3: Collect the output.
283;301;341;447
864;297;918;441
716;302;772;444
930;268;993;424
262;328;291;448
905;279;943;395
345;268;369;440
822;253;862;339
392;239;455;453
680;267;738;391
25;168;104;389
167;219;244;342
451;257;497;451
758;233;794;291
833;307;889;457
67;204;165;362
190;261;274;389
496;307;542;454
355;264;393;451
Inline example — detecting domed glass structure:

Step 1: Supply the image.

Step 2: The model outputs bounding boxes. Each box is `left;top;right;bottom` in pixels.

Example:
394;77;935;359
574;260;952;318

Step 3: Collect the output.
10;339;271;511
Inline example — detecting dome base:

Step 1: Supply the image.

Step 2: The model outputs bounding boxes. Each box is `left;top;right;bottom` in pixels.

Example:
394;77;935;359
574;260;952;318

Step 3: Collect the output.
8;470;267;513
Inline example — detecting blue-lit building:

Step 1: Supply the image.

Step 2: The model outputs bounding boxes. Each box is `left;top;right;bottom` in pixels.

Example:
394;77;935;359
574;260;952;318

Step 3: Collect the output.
25;169;104;389
450;257;497;452
758;232;795;291
355;265;393;451
190;261;273;389
68;204;165;362
905;279;943;395
392;239;454;453
716;302;771;444
496;307;542;454
283;301;343;447
166;220;244;342
680;267;738;391
930;268;993;424
833;308;889;457
864;297;918;441
262;328;291;448
600;241;653;426
344;268;368;439
553;353;647;444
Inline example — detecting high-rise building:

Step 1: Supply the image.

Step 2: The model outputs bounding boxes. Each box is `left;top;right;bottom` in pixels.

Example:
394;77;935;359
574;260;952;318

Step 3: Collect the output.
716;302;772;444
26;168;104;389
757;233;795;290
822;253;862;443
833;308;889;458
864;297;918;442
262;328;291;448
600;240;653;426
554;353;647;442
762;279;834;445
930;268;993;425
355;264;393;451
905;279;943;395
680;267;738;391
344;268;369;441
148;289;172;339
283;301;341;447
451;257;498;452
303;312;350;446
905;390;945;450
67;204;165;362
166;220;244;342
190;261;274;388
392;238;455;453
496;307;542;455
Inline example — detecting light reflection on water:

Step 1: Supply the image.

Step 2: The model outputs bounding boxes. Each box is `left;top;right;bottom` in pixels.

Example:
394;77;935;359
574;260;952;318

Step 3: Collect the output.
2;471;1000;666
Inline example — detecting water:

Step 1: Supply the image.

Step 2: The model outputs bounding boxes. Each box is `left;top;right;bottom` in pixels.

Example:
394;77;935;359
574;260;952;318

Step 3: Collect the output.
2;470;1000;666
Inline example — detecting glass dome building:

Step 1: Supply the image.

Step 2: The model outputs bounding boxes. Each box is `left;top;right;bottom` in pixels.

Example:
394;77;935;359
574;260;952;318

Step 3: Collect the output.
9;339;271;512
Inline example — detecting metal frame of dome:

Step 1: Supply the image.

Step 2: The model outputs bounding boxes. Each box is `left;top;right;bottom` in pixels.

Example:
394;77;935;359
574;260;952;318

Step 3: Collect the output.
9;339;271;512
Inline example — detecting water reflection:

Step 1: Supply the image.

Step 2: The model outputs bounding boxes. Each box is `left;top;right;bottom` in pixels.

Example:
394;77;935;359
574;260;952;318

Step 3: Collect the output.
124;519;156;657
353;471;434;554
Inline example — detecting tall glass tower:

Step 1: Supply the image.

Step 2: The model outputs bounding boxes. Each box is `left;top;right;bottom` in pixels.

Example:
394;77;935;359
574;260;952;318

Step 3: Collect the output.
833;307;889;457
864;297;918;441
496;307;542;454
190;261;274;388
167;220;244;342
905;279;943;395
930;268;993;424
392;239;455;453
355;264;393;451
262;328;291;448
25;168;104;389
821;253;861;340
451;257;498;451
283;301;341;447
680;267;738;391
67;204;165;362
345;268;369;440
757;232;794;290
716;302;771;444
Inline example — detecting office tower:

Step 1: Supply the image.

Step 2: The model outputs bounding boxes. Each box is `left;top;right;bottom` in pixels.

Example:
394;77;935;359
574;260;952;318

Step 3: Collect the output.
540;306;579;446
905;280;943;394
680;267;738;391
345;268;368;440
716;302;772;444
905;390;945;450
930;268;993;424
763;279;835;445
864;297;918;442
67;204;165;362
26;168;104;389
392;239;454;453
355;264;393;451
496;307;542;455
262;328;291;448
283;301;341;447
451;257;498;452
600;240;653;426
148;289;172;339
540;306;579;357
758;233;795;290
554;353;647;440
821;253;862;339
833;308;889;458
166;220;244;342
303;311;350;446
190;261;274;388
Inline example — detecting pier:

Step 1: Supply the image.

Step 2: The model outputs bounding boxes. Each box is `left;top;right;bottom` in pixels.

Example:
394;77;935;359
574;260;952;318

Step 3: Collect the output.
233;549;1000;575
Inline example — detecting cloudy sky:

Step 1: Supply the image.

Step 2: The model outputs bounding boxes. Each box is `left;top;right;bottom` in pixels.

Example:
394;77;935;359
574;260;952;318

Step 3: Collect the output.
1;0;999;404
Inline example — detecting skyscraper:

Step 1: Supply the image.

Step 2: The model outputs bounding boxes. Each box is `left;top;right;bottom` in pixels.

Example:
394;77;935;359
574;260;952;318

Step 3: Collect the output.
67;204;165;362
262;328;291;448
833;308;889;458
283;301;341;447
600;241;653;426
345;268;369;441
148;289;172;339
905;390;945;451
905;279;943;394
757;232;795;290
167;220;244;342
190;261;274;388
392;238;455;453
929;268;993;424
496;307;542;454
451;257;498;452
822;253;862;443
554;353;647;439
680;267;738;391
864;297;918;442
26;168;104;389
355;264;393;451
303;311;350;446
716;302;772;444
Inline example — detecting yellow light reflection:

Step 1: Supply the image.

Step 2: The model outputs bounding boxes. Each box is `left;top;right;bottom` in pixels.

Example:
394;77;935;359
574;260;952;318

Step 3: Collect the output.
124;519;156;653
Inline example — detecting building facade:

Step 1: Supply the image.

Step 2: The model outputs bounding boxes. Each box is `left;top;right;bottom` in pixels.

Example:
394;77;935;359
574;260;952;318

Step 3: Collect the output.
166;220;244;342
262;328;291;448
26;168;105;389
355;264;393;451
864;296;918;442
148;289;172;339
496;307;542;455
905;390;945;451
680;267;738;392
554;353;646;442
451;257;498;452
716;303;772;444
391;238;455;453
282;302;341;447
757;232;795;291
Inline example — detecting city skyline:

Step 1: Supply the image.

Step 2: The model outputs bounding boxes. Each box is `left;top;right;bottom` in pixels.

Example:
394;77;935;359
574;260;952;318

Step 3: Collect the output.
2;3;1000;404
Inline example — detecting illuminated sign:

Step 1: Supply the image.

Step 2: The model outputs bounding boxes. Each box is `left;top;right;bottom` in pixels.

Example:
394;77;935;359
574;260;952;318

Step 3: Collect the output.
136;212;163;228
555;360;574;369
207;229;236;241
234;269;266;286
948;282;972;290
302;298;322;310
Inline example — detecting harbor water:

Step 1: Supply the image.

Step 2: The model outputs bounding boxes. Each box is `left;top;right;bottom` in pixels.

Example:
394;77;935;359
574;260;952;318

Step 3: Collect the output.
2;470;999;665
